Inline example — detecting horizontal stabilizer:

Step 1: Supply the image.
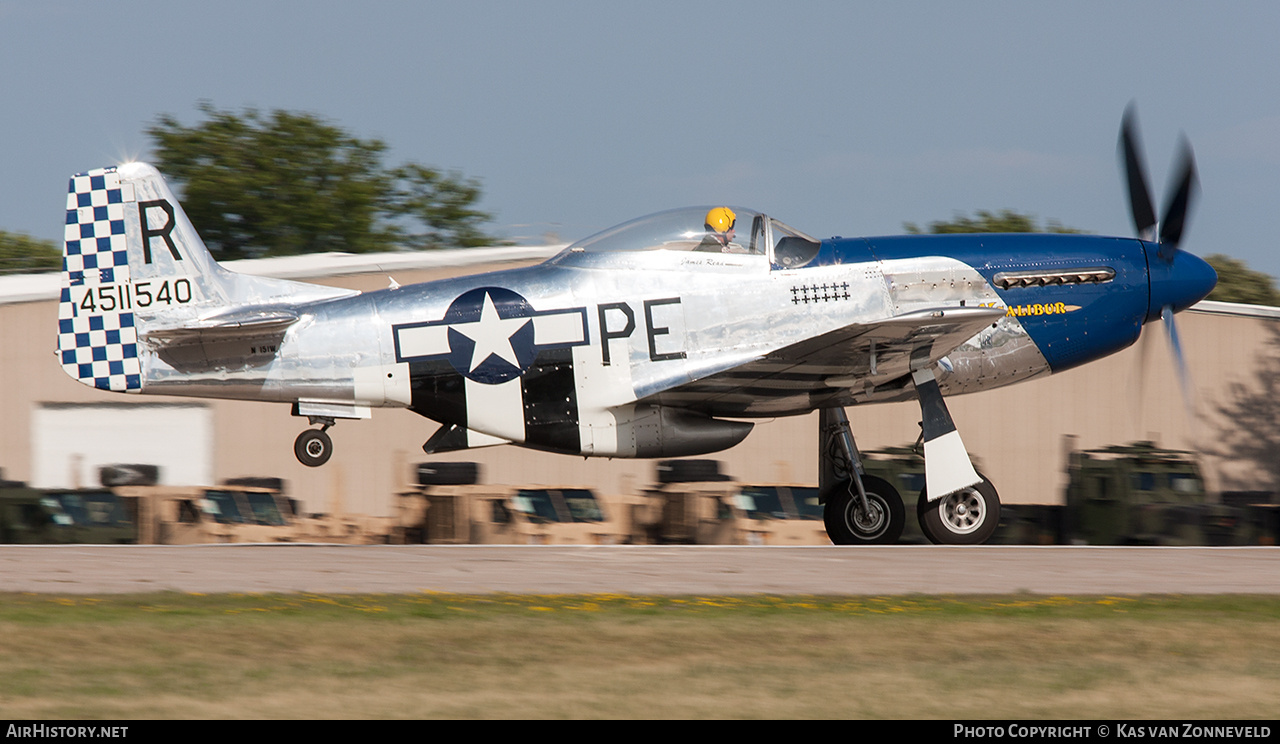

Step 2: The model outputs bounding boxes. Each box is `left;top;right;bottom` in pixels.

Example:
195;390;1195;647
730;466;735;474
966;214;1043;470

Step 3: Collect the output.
143;310;299;343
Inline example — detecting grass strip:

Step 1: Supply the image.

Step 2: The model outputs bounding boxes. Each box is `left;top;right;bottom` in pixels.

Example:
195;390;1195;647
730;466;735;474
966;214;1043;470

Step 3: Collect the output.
2;593;1278;719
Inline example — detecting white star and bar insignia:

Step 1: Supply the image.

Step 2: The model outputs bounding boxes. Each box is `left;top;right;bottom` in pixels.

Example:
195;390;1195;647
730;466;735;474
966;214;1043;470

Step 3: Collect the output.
393;287;589;384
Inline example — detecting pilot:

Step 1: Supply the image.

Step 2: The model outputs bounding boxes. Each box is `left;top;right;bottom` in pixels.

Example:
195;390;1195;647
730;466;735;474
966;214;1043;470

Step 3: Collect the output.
696;207;741;252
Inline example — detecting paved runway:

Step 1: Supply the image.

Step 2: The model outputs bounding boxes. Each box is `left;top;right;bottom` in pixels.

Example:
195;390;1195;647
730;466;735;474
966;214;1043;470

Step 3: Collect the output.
0;544;1276;595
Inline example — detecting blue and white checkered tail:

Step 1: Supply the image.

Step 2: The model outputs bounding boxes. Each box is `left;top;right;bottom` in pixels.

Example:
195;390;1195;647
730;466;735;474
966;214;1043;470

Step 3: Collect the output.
58;166;143;392
56;162;233;393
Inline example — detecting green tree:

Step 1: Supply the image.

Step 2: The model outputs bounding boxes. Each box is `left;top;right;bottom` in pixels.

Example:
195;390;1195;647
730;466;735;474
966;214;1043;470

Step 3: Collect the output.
1203;254;1280;306
148;103;499;258
904;209;1086;235
386;164;495;250
0;230;61;274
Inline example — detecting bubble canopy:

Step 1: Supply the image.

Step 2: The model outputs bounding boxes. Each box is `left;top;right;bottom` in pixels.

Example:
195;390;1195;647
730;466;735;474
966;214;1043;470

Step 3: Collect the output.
553;206;821;268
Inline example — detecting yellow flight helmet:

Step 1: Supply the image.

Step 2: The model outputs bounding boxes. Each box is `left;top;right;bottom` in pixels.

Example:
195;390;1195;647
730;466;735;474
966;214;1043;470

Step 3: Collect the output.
705;206;736;233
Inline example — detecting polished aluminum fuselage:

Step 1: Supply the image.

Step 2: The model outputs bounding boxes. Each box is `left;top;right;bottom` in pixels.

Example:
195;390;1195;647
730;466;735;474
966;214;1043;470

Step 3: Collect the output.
141;248;1046;415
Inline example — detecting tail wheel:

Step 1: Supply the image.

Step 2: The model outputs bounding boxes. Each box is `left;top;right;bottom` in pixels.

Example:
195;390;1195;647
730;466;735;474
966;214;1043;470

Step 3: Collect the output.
822;475;904;545
917;475;1000;545
294;429;333;467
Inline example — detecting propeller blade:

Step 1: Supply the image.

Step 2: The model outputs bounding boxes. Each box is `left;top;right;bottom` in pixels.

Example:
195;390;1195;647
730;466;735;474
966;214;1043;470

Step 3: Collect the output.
1157;136;1200;260
1161;304;1196;418
1119;104;1157;242
1132;317;1155;423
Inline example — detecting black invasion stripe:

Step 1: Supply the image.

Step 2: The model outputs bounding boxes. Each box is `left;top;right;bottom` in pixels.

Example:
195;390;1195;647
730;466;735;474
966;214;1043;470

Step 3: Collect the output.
408;359;468;429
520;348;581;455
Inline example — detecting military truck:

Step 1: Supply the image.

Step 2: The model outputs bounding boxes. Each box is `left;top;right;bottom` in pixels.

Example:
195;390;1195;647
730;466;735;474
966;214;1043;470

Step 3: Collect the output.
732;484;829;545
0;465;143;544
629;460;830;545
117;482;301;543
1064;441;1250;546
629;460;738;544
395;462;627;545
121;480;391;544
0;484;137;544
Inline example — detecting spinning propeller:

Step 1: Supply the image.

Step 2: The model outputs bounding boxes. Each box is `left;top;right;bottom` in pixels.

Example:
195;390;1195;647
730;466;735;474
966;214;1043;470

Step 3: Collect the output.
1118;103;1214;414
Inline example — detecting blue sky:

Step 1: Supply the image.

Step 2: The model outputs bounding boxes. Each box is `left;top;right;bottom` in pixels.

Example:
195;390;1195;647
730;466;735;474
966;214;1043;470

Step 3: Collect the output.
4;1;1279;277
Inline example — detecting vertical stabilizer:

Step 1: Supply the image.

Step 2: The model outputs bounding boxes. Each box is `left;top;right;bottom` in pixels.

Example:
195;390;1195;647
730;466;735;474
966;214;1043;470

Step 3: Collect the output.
56;163;357;393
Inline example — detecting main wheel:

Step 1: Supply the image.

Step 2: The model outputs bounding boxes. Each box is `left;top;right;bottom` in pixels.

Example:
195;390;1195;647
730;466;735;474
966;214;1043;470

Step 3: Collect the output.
823;475;904;545
294;429;333;467
917;475;1000;545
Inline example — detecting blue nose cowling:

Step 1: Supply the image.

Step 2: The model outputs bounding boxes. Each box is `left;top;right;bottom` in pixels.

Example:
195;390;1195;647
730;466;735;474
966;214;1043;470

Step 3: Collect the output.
1146;244;1218;322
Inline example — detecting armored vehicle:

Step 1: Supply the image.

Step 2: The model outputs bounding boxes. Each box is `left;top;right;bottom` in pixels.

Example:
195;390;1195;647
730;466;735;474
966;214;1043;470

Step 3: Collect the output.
629;460;830;545
1;464;389;544
121;482;391;544
118;482;296;544
395;462;626;545
732;484;829;545
1064;441;1246;545
0;484;136;544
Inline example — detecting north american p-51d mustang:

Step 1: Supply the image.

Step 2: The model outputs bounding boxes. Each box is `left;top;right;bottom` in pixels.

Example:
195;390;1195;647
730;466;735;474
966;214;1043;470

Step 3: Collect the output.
56;109;1215;545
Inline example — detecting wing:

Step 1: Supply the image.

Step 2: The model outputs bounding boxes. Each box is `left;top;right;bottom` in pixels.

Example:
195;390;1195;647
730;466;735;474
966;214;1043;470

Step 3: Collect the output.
645;305;1006;417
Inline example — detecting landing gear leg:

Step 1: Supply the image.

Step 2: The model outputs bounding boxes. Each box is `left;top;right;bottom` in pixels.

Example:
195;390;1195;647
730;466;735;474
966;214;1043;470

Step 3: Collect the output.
909;367;999;544
819;408;904;545
294;416;335;467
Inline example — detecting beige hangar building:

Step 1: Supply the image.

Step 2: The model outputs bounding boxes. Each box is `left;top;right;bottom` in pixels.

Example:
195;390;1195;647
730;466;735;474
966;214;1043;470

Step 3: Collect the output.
2;246;1277;517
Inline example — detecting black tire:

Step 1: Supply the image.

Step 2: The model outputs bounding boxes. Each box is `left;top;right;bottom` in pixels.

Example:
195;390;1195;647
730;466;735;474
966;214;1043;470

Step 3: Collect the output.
822;475;904;545
294;429;333;468
917;474;1001;545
